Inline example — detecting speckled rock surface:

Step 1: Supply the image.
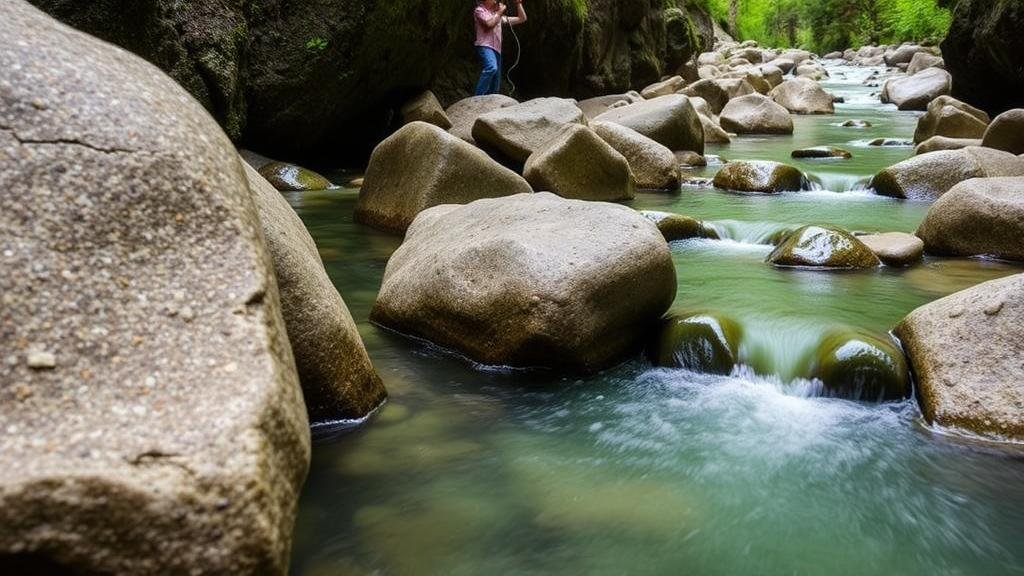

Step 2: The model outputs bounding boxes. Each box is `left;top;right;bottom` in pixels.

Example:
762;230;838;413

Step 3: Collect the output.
713;160;805;193
400;90;451;130
0;2;309;574
880;68;952;111
767;225;880;269
720;94;794;135
356;122;532;233
371;193;676;371
913;96;990;144
593;94;705;154
769;77;834;115
681;79;729;115
446;94;518;144
523;124;635;202
982;109;1024;155
472;97;586;163
895;273;1024;441
592;121;679;190
916;177;1024;262
246;164;386;422
857;232;924;266
869;147;1024;201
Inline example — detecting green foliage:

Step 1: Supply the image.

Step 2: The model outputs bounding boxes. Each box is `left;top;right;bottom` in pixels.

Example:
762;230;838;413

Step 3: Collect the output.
305;36;328;52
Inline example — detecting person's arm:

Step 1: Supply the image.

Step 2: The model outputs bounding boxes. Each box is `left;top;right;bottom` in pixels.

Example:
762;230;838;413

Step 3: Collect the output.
507;0;527;25
477;5;507;29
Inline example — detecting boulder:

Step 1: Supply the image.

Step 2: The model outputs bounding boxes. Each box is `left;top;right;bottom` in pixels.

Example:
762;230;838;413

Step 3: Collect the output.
807;331;911;401
576;92;641;120
720;94;794;135
715;77;756;100
246;165;386;420
356;122;533;233
824;51;843;60
884;44;925;66
688;96;714;119
240;149;274;170
713;160;805;193
895;273;1024;440
472;97;587;163
791;146;851;159
767;225;881;269
523;124;635;201
0;2;309;573
913;96;990;144
981;109;1024;155
733;47;764;64
868;138;913;147
857;232;924;266
914;136;982;155
592;121;679;190
767;57;796;74
757;64;784;88
795;64;828;81
641;211;719;242
370;193;677;371
446;94;518;144
916;177;1024;261
719;70;771;94
681;79;729;114
400;90;451;129
779;49;812;65
700;114;731;144
842;119;872;128
907;52;944;76
770;77;835;114
870;147;1024;201
649;313;742;374
258;161;334;192
880;68;952;111
697;51;724;66
594;94;705;153
941;0;1024;116
642;75;686;99
674;151;707;167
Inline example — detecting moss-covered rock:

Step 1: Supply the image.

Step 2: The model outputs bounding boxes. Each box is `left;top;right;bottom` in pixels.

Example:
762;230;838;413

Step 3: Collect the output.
767;225;881;269
641;211;718;241
806;331;911;401
258;161;334;192
649;312;743;374
791;146;851;159
713;160;805;193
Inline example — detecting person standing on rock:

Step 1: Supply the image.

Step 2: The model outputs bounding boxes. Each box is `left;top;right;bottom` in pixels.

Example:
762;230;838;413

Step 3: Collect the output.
474;0;527;96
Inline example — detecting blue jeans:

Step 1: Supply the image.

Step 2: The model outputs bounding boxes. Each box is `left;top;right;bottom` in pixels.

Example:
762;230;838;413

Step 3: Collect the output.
474;46;502;96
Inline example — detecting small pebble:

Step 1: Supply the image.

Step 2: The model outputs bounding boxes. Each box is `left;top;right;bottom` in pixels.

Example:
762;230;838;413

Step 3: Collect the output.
27;351;56;369
983;300;1004;316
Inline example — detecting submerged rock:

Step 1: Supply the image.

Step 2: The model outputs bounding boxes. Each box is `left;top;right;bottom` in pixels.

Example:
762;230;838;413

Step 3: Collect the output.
400;90;451;129
259;161;334;191
895;273;1024;440
641;211;719;242
594;94;705;154
524;124;635;201
841;119;872;128
880;68;952;111
472;97;586;163
446;94;518;144
769;77;835;114
791;146;851;159
713;160;805;193
808;331;911;401
720;94;794;135
916;177;1024;262
371;193;677;371
869;147;1024;201
981;109;1024;155
857;232;924;266
649;312;743;374
913;96;990;144
592;121;680;190
767;225;880;269
356;122;532;233
0;2;309;573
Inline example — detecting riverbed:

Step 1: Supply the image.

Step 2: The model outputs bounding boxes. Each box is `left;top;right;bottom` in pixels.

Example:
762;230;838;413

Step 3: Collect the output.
288;64;1024;575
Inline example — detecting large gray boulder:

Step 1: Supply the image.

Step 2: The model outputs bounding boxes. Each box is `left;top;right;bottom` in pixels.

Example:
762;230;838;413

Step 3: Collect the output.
472;97;586;163
913;96;990;144
400;90;451;129
770;77;834;115
0;2;309;574
916;177;1024;261
682;79;729;114
906;52;944;76
895;273;1024;441
371;193;677;371
356;122;532;233
446;94;518;144
715;77;757;100
884;44;926;66
700;114;731;144
594;94;705;154
880;68;952;111
246;165;386;421
523;124;635;201
982;109;1024;155
576;92;641;120
720;94;794;135
870;147;1024;201
592;121;679;190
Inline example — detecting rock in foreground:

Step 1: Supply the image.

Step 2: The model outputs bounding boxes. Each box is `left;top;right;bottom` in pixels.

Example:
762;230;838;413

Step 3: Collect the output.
808;331;911;401
592;121;679;190
916;177;1024;262
0;2;309;573
767;225;880;269
371;193;676;371
524;124;635;201
472;97;586;163
895;273;1024;441
649;312;743;374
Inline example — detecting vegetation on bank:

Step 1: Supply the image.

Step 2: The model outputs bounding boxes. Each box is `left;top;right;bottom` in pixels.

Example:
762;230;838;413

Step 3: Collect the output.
692;0;952;52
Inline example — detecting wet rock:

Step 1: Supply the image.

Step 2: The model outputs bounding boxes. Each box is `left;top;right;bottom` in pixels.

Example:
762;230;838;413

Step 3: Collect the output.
641;75;686;99
594;94;705;154
592;121;679;190
247;164;386;420
371;193;676;371
916;177;1024;262
259;161;333;192
400;90;451;130
791;146;851;159
808;331;911;401
700;114;731;144
524;124;635;201
720;94;794;135
857;232;924;266
641;211;719;242
869;147;1024;201
681;79;729;114
446;94;518;144
649;312;743;374
914;136;982;155
981;109;1024;155
895;273;1024;440
770;77;834;115
767;225;880;269
0;2;309;573
675;150;707;167
913;96;990;144
713;160;805;193
356;122;532;233
472;97;586;163
907;52;944;76
880;68;952;111
868;138;913;147
842;119;872;128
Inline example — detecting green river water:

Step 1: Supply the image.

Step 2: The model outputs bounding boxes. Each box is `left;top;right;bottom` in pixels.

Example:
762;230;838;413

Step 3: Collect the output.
288;65;1024;575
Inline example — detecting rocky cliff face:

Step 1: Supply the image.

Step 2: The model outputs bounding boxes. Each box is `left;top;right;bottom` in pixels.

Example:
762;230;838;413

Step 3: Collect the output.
941;0;1024;115
31;0;712;164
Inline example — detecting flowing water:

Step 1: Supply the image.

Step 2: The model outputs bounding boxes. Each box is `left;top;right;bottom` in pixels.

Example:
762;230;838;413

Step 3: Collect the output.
289;64;1024;575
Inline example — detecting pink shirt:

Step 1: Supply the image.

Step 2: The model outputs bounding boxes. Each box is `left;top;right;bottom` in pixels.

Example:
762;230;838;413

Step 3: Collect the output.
474;5;503;53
